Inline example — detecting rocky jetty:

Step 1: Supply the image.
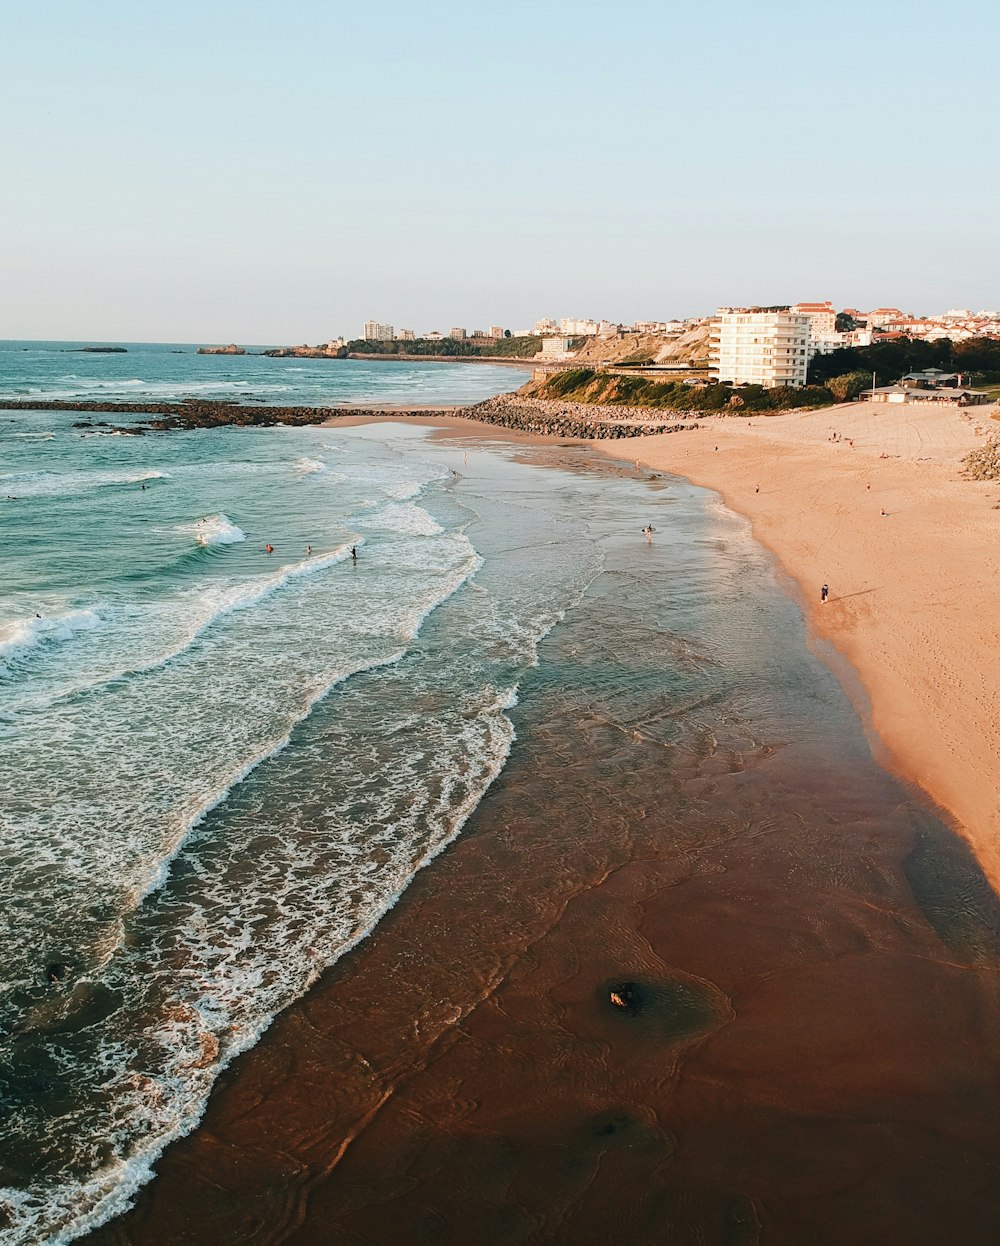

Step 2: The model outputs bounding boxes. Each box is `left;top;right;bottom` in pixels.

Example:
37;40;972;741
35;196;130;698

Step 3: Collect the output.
460;395;702;439
0;394;704;439
262;345;347;359
196;344;245;355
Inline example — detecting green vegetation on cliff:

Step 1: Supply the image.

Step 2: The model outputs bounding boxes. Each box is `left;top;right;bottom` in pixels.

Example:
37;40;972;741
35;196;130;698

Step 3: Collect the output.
529;369;834;412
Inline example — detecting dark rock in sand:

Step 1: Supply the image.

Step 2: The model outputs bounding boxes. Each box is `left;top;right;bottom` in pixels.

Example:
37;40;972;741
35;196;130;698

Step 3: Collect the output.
609;981;643;1013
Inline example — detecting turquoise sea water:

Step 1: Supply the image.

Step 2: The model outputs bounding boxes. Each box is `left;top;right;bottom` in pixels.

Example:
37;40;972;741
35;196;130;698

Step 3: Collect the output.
0;340;530;407
1;347;551;1241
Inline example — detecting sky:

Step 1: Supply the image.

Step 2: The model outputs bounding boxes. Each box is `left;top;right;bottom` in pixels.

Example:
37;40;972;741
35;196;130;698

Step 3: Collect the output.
1;0;998;342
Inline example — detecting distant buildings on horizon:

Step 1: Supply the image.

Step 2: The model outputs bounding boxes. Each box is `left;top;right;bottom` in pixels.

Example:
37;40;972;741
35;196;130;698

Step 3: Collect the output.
360;303;1000;388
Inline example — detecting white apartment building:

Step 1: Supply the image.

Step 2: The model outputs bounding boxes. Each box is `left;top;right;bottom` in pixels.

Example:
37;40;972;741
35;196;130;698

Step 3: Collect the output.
450;327;467;339
559;317;599;336
711;309;811;388
810;332;850;355
488;325;504;339
533;317;559;335
633;320;684;334
397;329;416;341
363;321;394;342
791;301;837;337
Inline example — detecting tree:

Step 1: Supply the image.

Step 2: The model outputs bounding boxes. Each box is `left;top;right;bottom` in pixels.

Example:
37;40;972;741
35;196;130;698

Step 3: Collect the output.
827;371;872;402
504;329;512;338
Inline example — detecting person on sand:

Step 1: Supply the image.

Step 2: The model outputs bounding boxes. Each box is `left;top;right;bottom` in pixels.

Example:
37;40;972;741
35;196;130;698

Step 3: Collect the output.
821;583;829;604
755;484;760;494
881;507;887;517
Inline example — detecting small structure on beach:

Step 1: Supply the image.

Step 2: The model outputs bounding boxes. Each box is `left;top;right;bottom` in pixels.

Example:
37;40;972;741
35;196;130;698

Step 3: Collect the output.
862;383;991;406
860;366;992;405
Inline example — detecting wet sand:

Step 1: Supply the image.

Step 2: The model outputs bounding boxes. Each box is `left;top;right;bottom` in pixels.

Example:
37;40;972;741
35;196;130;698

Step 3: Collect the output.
597;399;1000;891
83;434;1000;1246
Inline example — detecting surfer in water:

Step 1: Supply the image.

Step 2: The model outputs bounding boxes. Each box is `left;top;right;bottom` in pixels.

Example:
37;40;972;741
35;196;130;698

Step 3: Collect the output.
351;545;358;563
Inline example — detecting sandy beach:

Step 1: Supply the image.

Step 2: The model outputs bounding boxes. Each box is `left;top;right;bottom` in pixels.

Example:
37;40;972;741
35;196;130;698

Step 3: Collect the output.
593;398;1000;889
78;404;1000;1246
340;397;1000;890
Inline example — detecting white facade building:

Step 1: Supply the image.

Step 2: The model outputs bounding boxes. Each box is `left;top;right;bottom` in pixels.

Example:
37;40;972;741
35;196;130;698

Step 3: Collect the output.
363;321;394;342
540;336;575;360
488;325;504;339
559;317;599;336
791;301;837;337
711;309;811;388
533;317;558;335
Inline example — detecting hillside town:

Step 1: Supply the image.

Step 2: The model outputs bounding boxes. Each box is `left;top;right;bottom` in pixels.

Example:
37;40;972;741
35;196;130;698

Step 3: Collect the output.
356;303;1000;390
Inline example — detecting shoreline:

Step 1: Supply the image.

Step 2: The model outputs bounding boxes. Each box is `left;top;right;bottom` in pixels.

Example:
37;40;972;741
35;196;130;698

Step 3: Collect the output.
78;420;1000;1246
330;400;1000;893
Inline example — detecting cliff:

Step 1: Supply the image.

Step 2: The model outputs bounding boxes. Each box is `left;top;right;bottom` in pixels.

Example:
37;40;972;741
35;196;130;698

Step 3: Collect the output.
566;323;712;367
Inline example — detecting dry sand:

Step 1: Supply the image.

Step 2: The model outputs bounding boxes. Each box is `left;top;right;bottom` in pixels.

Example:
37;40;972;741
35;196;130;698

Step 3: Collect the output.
599;399;1000;889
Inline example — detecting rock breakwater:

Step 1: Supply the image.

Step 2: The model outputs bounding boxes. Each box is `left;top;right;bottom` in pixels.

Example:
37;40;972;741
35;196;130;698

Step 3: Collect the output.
0;395;703;439
461;395;703;439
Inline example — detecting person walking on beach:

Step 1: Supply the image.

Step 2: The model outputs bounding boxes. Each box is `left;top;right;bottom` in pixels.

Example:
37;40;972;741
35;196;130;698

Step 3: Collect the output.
821;583;829;604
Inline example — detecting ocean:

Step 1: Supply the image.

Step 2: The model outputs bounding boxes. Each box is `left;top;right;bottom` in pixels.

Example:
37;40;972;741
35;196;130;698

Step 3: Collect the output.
0;340;529;408
4;344;999;1246
0;347;539;1242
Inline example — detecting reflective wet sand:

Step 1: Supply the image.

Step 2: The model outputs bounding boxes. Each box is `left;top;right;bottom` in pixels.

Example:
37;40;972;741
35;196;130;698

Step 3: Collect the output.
84;448;1000;1246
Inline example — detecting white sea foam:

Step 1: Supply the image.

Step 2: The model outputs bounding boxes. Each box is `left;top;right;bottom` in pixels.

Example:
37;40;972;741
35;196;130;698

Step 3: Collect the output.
0;424;597;1246
367;501;444;536
0;609;102;668
0;468;169;498
177;514;247;546
294;456;326;475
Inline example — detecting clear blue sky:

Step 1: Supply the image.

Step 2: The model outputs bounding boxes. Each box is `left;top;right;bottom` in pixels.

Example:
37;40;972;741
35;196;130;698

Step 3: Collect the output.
2;0;997;341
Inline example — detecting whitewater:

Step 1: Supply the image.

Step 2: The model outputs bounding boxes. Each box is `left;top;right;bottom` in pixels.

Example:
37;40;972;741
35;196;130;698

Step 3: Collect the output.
0;354;612;1244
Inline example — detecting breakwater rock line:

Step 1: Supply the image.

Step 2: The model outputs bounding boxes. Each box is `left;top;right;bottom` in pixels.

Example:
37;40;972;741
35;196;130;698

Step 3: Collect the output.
0;395;703;439
462;395;703;440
